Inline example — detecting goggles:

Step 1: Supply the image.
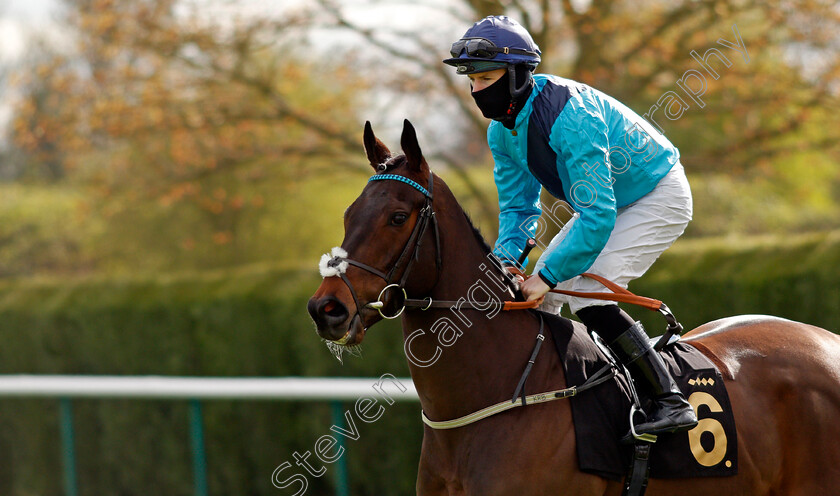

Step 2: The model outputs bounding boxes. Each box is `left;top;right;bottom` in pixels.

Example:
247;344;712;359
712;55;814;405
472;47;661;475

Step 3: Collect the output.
449;37;539;60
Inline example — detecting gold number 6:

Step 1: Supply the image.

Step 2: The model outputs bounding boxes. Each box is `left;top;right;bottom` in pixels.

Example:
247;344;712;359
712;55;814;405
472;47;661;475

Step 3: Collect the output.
687;391;728;467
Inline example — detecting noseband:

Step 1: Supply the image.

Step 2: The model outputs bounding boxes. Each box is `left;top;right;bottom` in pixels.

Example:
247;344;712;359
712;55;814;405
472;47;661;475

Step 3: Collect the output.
322;172;442;324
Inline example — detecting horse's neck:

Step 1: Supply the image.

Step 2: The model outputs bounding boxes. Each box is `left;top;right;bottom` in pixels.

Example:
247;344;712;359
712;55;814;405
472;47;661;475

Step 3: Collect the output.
402;199;561;421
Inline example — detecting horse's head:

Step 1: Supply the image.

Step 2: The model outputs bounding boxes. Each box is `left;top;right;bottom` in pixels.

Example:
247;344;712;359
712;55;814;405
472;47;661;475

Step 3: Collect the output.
308;120;441;349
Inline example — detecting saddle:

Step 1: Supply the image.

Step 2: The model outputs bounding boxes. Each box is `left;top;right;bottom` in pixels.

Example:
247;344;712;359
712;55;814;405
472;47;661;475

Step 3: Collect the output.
541;311;738;482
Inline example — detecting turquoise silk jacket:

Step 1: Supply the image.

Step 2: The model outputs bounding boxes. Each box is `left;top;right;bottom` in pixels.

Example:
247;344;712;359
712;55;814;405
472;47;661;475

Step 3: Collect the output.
490;74;681;286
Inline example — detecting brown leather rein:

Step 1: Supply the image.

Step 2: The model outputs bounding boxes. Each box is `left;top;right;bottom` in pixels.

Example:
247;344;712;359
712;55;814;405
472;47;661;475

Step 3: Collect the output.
403;271;664;313
513;270;663;311
404;267;683;351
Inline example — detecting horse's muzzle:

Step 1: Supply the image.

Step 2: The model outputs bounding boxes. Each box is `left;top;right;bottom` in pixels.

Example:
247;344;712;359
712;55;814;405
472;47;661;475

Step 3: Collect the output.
307;295;353;341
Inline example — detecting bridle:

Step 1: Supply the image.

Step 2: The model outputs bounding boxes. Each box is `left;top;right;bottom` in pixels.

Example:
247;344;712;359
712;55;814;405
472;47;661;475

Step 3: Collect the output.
323;172;442;325
321;170;541;331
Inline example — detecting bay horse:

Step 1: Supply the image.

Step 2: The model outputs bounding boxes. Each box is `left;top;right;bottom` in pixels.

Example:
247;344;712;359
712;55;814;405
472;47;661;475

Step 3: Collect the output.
308;120;840;495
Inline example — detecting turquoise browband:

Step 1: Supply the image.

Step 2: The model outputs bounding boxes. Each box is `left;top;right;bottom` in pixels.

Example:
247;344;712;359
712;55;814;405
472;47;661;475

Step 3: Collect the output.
369;174;430;197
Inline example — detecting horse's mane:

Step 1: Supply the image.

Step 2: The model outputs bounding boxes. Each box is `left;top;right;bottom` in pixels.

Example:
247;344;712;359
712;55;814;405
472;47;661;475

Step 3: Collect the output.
462;211;493;255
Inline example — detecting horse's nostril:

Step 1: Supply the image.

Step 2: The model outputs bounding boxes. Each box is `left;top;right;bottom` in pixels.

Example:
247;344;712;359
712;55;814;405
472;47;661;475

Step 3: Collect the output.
324;301;347;317
308;296;349;326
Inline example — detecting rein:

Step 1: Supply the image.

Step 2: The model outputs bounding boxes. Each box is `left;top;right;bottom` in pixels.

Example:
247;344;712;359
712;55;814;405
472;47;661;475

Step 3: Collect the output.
400;272;669;313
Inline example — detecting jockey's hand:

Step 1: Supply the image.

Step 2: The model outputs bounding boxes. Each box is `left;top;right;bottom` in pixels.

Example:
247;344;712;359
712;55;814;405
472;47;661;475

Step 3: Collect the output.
520;275;550;304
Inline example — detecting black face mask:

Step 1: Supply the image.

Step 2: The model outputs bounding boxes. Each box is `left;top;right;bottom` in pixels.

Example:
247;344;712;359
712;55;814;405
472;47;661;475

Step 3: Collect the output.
471;67;533;127
471;72;514;121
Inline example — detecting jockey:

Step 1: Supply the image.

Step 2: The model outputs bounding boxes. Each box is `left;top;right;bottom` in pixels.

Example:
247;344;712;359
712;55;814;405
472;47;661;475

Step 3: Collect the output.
444;15;698;437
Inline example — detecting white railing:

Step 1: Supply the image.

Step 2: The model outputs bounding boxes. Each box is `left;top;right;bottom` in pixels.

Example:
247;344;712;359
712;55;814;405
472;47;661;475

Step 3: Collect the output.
0;375;419;400
0;375;419;496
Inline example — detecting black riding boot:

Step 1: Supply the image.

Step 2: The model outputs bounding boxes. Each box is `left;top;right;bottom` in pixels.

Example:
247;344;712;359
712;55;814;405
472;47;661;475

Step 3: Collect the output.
609;322;698;437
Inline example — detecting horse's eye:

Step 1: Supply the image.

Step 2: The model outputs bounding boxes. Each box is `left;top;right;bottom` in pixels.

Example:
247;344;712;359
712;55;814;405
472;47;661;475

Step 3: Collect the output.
390;212;409;226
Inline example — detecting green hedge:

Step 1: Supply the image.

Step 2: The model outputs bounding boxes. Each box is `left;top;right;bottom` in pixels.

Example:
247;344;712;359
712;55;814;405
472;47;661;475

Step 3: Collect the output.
632;230;840;334
0;231;838;495
0;266;418;496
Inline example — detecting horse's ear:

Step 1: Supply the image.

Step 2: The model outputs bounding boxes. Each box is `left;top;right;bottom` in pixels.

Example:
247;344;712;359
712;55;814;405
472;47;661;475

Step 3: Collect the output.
364;121;391;171
401;119;427;173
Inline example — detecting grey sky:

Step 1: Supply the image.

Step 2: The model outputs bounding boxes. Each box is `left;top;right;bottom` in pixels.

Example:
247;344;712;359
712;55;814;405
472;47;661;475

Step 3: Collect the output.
1;0;61;143
0;0;467;148
1;0;59;61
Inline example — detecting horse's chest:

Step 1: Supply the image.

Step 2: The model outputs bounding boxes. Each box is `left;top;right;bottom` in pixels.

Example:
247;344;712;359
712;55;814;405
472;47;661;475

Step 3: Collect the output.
418;412;581;496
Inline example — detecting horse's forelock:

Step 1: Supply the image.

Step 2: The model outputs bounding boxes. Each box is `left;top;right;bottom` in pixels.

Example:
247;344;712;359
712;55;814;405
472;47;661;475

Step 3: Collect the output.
380;154;407;173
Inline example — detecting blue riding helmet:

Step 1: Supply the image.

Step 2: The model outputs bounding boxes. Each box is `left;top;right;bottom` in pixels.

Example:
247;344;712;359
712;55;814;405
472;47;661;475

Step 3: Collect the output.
443;16;541;75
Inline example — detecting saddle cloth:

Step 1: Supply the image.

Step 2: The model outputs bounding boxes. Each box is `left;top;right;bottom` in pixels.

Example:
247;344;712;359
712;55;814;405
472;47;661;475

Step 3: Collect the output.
541;311;738;481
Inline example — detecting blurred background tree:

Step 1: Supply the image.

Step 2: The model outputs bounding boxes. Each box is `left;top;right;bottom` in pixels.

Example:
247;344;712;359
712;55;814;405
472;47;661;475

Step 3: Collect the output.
3;0;840;277
6;0;373;274
315;0;840;235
